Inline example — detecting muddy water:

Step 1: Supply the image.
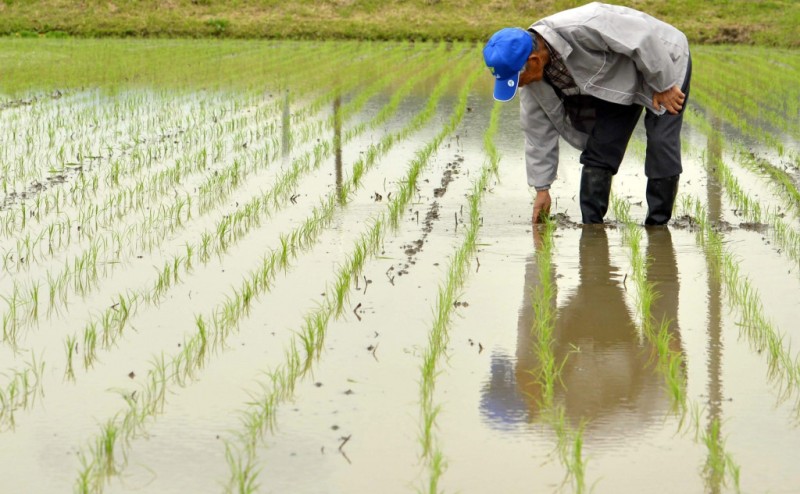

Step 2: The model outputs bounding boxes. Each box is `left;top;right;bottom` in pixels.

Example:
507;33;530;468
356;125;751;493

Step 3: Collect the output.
3;50;800;494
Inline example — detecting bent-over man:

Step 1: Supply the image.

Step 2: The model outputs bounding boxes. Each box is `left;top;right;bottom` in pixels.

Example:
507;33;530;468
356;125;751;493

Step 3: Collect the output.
483;2;691;225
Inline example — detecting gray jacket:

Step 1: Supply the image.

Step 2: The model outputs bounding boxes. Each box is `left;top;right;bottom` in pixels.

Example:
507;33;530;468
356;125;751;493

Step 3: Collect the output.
521;2;690;190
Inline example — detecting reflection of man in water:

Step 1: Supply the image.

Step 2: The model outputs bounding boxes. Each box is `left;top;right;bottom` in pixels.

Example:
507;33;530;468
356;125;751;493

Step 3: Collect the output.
481;225;683;431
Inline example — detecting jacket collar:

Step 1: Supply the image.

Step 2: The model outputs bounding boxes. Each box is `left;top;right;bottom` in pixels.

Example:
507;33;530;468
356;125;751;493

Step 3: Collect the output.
528;24;573;59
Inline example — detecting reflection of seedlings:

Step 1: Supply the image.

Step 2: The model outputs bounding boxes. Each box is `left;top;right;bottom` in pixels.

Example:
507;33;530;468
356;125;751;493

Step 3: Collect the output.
65;336;77;380
701;417;741;491
362;276;371;295
367;342;379;361
338;435;352;464
385;266;395;285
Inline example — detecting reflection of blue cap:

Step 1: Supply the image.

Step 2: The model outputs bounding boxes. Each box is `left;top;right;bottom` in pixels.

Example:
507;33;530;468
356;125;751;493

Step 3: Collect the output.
482;28;533;102
479;351;529;430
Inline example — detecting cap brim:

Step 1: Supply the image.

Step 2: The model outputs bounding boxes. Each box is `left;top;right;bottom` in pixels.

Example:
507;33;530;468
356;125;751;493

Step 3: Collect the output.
493;72;520;102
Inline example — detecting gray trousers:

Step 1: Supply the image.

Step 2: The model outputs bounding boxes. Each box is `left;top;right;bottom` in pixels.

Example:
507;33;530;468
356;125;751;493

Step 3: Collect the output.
579;54;692;179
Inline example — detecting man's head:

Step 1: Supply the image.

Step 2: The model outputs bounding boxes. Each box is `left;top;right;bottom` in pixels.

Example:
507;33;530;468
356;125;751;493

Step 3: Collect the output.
483;28;550;101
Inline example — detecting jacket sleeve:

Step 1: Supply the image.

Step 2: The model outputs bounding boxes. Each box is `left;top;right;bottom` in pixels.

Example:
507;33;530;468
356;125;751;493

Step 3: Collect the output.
520;87;559;190
580;9;683;92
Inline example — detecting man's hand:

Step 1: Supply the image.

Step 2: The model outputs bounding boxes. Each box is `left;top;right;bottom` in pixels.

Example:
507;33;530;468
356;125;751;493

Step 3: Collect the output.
532;189;551;224
653;85;685;115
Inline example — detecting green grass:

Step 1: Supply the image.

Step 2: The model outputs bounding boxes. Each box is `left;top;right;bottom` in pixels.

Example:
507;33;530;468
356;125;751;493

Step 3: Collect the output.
0;0;797;47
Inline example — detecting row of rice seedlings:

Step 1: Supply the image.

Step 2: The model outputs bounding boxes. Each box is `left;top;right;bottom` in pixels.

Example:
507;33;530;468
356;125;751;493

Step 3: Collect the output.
610;197;686;410
686;112;800;270
699;49;799;116
528;216;588;493
734;148;800;216
0;40;356;241
0;353;43;431
0;91;239;243
417;100;500;493
692;47;800;147
62;46;471;376
0;41;353;244
72;50;481;494
678;195;800;411
0;90;210;199
0;91;102;159
701;48;800;119
1;89;311;265
691;76;799;147
0;46;404;343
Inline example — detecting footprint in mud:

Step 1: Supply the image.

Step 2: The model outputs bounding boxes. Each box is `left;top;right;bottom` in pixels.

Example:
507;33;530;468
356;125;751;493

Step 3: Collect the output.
433;158;462;198
393;154;465;280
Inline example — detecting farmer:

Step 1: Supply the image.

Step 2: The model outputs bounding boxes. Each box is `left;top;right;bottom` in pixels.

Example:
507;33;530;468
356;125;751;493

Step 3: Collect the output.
483;2;691;225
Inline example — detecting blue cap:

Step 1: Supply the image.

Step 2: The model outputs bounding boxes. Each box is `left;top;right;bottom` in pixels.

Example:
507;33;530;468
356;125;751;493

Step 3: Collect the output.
483;28;533;102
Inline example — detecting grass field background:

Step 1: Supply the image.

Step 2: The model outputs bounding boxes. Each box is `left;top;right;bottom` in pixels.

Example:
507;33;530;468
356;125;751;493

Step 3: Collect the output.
0;0;798;47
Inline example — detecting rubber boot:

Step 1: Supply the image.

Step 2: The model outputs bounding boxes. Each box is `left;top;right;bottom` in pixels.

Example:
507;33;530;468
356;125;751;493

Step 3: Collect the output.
645;175;680;225
580;166;613;224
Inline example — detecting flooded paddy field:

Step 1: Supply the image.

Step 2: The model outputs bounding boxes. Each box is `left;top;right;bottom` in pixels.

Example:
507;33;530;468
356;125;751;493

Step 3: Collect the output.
1;39;799;493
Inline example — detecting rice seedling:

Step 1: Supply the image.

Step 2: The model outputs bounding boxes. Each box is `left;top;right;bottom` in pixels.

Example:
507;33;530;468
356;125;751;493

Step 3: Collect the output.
1;285;21;348
0;353;44;431
414;103;502;493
